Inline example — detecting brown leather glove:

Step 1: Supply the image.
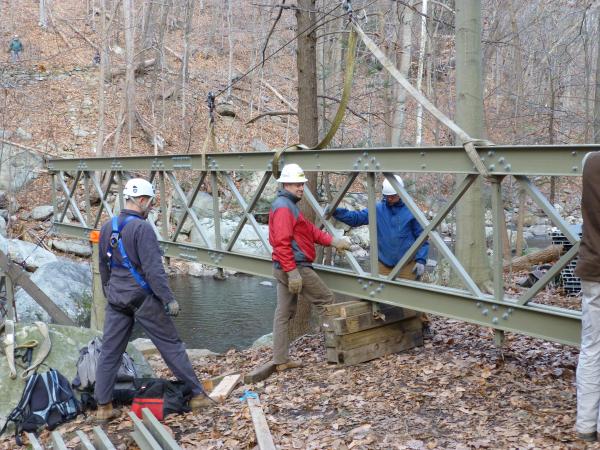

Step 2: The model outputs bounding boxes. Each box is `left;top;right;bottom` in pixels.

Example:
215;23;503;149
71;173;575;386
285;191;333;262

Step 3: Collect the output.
331;237;351;252
287;268;303;294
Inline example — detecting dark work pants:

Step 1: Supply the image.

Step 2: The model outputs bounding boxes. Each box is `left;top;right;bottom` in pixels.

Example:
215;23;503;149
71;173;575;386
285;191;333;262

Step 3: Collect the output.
94;295;203;405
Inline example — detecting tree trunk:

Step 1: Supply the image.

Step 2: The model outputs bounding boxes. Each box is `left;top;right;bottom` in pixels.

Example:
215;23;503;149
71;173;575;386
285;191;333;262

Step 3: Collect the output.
181;0;194;124
289;0;319;341
123;0;136;151
454;0;491;291
415;0;428;145
391;3;413;146
503;245;563;272
95;0;108;157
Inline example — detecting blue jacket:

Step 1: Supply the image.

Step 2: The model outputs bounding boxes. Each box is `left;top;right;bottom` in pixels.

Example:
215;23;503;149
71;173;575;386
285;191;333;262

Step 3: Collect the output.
333;200;429;267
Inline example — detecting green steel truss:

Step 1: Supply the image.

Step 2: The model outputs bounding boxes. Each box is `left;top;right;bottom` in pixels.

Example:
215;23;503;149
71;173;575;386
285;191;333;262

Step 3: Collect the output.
47;145;599;346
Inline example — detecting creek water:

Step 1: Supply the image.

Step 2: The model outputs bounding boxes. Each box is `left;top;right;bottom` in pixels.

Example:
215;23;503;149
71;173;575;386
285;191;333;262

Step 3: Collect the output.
133;275;277;353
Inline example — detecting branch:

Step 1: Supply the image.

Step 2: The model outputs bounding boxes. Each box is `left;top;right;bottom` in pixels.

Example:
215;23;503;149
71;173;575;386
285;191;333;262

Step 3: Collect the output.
246;111;297;124
318;95;367;122
261;0;287;66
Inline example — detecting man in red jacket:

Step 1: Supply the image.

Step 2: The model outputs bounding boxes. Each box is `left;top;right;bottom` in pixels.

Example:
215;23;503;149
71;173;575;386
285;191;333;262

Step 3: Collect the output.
269;164;351;371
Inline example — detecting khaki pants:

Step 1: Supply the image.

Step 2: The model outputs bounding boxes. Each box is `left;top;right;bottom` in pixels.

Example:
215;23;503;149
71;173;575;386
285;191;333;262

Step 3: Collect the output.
378;261;430;326
272;266;334;364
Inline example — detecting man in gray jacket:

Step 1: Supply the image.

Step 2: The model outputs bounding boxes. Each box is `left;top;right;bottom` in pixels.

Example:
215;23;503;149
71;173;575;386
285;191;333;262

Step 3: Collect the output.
94;178;210;422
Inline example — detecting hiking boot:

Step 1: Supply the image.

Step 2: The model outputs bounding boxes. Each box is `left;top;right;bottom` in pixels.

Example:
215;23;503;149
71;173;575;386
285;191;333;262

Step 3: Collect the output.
275;360;303;372
189;393;214;412
95;403;121;423
577;431;597;442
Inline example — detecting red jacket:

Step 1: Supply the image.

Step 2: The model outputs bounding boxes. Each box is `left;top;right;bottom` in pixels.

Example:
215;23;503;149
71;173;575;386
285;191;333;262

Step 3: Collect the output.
269;189;333;272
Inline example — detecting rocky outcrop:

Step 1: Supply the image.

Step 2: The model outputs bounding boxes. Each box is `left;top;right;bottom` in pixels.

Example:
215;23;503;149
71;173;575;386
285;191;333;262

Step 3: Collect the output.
15;260;92;324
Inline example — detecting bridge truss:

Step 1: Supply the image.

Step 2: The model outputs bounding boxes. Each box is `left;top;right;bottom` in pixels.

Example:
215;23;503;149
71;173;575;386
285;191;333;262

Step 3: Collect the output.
47;144;598;346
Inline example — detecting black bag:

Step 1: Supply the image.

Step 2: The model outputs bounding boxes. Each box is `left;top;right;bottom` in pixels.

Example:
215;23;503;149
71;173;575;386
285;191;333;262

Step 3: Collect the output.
131;378;192;420
0;369;80;444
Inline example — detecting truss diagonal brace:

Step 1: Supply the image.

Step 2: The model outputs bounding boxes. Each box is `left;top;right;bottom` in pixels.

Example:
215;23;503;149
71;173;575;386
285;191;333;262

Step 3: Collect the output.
383;173;482;297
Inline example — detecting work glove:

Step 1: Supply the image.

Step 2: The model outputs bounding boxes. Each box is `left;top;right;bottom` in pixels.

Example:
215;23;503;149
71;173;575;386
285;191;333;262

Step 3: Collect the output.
165;300;180;317
287;268;303;294
412;262;425;279
331;237;351;252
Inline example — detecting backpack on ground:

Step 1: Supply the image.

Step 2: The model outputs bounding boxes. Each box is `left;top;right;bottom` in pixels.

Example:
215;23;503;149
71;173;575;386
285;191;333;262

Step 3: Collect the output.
130;378;192;421
0;368;80;444
72;337;137;392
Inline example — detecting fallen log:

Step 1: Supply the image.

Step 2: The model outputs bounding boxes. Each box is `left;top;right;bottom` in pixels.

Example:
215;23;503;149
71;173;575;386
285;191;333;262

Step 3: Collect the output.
503;244;564;272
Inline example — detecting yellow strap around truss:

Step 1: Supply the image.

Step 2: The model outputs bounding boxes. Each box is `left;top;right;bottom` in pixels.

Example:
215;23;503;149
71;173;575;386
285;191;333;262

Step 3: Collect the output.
271;27;358;178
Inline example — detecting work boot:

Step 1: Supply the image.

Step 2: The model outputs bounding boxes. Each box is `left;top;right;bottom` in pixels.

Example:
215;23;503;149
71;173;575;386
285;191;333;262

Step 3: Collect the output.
577;431;597;442
189;393;214;412
275;360;303;372
95;403;121;423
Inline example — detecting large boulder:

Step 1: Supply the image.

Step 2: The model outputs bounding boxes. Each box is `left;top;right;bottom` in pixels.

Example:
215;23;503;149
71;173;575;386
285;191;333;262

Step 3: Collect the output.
0;144;44;191
0;324;153;427
188;217;270;256
31;205;54;221
49;239;92;257
174;192;221;233
15;260;92;324
8;239;57;270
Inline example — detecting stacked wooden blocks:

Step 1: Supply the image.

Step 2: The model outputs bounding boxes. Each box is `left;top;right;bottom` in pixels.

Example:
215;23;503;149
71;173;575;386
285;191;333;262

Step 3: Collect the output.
322;300;423;365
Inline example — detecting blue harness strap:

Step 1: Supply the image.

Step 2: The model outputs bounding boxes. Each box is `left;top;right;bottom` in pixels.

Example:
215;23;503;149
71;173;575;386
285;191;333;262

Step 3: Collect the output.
107;215;152;294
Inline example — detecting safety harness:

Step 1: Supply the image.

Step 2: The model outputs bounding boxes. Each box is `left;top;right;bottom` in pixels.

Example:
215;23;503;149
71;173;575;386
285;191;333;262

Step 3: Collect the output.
107;215;152;294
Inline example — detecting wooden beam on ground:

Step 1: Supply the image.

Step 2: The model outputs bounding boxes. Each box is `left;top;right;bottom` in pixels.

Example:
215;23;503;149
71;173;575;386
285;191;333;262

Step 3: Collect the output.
503;244;564;272
0;250;75;325
244;362;275;384
247;396;276;450
202;375;225;392
141;408;181;450
209;374;241;403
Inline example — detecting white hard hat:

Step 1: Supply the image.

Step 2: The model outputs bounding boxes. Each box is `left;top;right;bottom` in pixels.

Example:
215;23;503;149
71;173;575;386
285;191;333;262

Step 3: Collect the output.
277;164;308;183
382;175;404;196
123;178;155;198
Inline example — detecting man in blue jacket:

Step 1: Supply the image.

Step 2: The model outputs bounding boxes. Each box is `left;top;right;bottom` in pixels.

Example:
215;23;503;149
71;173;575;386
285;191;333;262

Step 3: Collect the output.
333;175;430;327
333;175;429;278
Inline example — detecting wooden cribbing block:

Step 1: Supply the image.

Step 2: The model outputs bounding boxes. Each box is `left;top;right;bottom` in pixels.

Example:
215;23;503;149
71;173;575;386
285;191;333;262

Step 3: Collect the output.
244;362;276;384
329;306;417;335
247;396;276;450
326;329;423;365
323;300;366;317
325;316;422;351
209;374;242;402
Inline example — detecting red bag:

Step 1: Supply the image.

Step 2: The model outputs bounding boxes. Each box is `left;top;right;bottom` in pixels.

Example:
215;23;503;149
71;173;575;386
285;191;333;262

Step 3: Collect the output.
131;398;164;421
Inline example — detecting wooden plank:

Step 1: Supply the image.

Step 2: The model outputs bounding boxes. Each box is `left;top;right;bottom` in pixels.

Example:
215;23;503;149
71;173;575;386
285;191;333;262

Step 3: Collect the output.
26;433;44;450
51;431;68;450
323;300;364;317
244;362;275;384
76;430;96;450
329;307;417;335
209;374;242;403
201;375;224;393
141;408;181;450
338;301;372;318
0;250;75;325
325;317;422;350
247;396;277;450
327;329;424;365
129;411;163;450
93;426;117;450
